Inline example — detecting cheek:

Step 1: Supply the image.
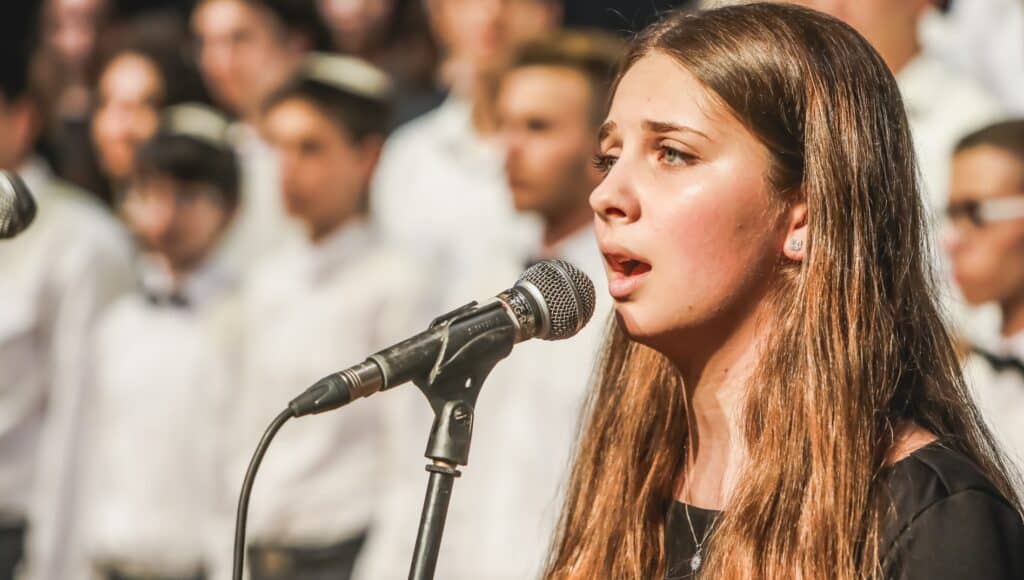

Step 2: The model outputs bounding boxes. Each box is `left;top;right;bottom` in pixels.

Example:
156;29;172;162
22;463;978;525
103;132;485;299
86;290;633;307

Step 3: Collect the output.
955;228;1024;296
637;177;779;326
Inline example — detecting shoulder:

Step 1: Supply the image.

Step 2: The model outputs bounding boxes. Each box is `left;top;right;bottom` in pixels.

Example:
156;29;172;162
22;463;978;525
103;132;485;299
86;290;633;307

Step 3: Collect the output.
880;441;1024;579
95;294;150;343
903;54;1003;122
48;180;126;245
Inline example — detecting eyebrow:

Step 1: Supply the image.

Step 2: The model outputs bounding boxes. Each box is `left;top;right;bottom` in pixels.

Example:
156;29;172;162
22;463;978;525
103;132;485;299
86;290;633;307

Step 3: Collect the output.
597;119;712;144
642;120;711;141
598;120;617;143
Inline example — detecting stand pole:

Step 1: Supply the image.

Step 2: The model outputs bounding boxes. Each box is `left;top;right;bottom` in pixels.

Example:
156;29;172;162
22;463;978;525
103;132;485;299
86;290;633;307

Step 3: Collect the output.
403;301;517;580
408;461;460;580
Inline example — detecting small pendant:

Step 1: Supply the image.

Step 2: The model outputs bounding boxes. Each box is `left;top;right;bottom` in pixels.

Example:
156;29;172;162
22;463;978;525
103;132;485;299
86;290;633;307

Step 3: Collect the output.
690;549;703;572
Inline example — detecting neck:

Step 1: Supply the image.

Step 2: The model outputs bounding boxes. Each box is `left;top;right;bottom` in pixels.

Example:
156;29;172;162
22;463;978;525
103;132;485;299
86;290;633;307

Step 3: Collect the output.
540;204;592;255
670;302;772;509
875;26;921;75
444;56;501;135
309;213;360;245
1002;293;1024;337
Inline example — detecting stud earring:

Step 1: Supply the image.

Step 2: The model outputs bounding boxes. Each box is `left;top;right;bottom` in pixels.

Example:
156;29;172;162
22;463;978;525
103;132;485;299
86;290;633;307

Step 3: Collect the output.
789;238;804;252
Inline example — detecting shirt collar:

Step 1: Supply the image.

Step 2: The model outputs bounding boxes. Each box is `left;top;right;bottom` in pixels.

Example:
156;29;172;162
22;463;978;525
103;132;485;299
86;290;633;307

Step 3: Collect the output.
431;96;503;169
296;218;377;283
896;52;944;121
16;157;55;205
137;253;238;311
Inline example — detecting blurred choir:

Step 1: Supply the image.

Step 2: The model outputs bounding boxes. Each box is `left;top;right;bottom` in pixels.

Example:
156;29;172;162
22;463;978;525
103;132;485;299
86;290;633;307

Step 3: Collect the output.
0;0;1022;579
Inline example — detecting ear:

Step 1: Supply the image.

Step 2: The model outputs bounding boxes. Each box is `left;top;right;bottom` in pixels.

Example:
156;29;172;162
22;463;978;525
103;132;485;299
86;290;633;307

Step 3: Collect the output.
782;200;808;262
7;98;40;165
358;135;386;179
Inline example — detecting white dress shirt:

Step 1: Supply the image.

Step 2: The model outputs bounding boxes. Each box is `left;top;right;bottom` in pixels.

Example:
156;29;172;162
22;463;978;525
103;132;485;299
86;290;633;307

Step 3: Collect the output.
964;332;1024;490
82;257;239;576
217;124;303;275
0;159;133;580
370;97;540;283
897;52;1005;344
354;224;612;580
233;219;433;548
897;52;1005;216
922;1;1024;115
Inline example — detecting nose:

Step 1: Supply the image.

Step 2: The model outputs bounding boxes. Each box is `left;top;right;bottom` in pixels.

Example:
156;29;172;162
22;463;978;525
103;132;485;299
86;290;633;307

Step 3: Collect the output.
942;224;966;256
589;163;640;224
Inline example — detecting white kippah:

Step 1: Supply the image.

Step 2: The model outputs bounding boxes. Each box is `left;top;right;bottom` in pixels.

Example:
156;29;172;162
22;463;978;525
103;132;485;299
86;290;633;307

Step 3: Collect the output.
302;52;393;103
161;103;233;151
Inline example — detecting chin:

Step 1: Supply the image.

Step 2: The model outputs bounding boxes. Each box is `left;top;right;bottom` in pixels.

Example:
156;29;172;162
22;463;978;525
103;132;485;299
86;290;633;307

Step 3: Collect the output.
613;305;672;345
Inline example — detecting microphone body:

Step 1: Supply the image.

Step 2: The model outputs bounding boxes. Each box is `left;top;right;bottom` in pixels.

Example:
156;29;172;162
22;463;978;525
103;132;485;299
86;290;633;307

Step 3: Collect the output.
0;171;37;239
289;259;595;417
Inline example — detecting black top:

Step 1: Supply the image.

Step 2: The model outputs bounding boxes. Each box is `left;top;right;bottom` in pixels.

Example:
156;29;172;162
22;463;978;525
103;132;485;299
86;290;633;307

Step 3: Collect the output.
665;440;1024;579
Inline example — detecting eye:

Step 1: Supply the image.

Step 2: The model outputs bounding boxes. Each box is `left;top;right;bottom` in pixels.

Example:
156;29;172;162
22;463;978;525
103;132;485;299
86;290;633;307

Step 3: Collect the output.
592;154;617;174
659;146;696;166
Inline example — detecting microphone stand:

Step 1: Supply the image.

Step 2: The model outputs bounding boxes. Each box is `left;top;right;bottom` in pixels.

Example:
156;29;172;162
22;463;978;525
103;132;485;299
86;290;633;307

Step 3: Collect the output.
406;302;517;580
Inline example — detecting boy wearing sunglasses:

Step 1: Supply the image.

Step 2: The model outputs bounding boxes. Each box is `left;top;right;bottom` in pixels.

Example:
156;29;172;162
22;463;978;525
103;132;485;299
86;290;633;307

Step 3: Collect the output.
947;119;1024;484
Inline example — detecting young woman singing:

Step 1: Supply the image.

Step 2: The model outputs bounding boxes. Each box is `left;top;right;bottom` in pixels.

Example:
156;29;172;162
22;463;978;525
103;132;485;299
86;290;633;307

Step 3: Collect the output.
546;4;1024;579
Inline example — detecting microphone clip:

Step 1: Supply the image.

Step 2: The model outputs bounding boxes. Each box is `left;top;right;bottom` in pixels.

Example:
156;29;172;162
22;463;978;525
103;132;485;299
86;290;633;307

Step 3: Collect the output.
416;300;516;466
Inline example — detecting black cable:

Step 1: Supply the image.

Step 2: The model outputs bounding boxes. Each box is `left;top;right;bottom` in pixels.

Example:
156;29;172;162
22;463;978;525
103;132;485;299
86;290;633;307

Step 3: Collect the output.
232;408;294;580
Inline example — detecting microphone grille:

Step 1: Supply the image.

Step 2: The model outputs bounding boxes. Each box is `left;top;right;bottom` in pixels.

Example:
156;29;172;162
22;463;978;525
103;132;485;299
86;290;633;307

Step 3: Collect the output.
517;259;596;340
0;171;37;239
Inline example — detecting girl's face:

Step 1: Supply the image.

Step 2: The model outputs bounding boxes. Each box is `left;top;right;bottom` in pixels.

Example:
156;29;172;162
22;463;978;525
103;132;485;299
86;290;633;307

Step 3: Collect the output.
591;52;793;351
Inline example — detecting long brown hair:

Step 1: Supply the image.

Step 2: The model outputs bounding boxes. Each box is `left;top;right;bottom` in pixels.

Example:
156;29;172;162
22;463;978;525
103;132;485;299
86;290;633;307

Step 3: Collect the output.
546;4;1021;579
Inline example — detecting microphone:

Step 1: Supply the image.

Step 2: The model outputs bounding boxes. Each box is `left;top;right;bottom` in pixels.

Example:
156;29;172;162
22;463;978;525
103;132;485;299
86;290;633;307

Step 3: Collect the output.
289;259;596;417
0;170;37;239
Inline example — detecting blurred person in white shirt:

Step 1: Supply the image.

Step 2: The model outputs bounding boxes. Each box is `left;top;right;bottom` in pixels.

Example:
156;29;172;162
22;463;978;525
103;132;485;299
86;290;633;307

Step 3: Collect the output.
355;30;622;580
784;0;1004;214
90;10;210;203
370;0;563;285
82;104;241;580
233;54;432;580
944;119;1024;482
0;48;132;580
785;0;1006;342
191;0;330;274
922;0;1024;116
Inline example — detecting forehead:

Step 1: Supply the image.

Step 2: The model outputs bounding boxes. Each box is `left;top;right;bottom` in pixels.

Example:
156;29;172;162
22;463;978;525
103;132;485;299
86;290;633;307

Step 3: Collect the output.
264;98;350;141
605;52;729;137
951;145;1024;200
606;53;729;129
500;66;592;111
194;0;263;33
101;54;162;98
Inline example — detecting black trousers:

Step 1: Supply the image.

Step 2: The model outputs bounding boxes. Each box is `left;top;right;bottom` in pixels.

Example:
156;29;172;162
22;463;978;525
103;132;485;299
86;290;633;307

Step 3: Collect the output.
98;567;205;580
0;522;25;580
248;533;366;580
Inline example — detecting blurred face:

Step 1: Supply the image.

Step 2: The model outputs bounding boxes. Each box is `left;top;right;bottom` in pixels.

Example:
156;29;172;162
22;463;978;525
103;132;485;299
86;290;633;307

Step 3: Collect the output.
46;0;107;72
92;53;163;182
121;174;233;272
946;146;1024;308
0;97;38;169
193;0;302;118
318;0;394;53
429;0;559;73
784;0;928;53
591;53;787;349
263;98;380;240
498;65;602;220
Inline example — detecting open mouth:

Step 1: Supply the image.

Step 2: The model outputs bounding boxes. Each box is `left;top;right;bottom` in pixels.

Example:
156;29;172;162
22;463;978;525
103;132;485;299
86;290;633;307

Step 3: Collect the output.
603;252;652;298
606;253;652;277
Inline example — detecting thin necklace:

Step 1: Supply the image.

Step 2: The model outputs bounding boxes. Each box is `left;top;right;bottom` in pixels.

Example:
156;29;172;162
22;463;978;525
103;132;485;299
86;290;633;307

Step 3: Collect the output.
682;490;715;573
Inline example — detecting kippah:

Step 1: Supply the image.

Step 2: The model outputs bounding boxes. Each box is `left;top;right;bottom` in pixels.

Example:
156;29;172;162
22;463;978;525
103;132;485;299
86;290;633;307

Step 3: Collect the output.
301;52;393;103
161;102;234;152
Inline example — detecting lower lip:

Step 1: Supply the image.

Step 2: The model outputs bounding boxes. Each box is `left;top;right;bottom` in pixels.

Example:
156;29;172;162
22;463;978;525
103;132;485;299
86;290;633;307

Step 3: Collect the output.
607;268;650;299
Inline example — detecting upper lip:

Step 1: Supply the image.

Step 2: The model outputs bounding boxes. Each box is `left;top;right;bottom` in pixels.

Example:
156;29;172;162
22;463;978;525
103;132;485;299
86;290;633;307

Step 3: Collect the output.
598;241;651;275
